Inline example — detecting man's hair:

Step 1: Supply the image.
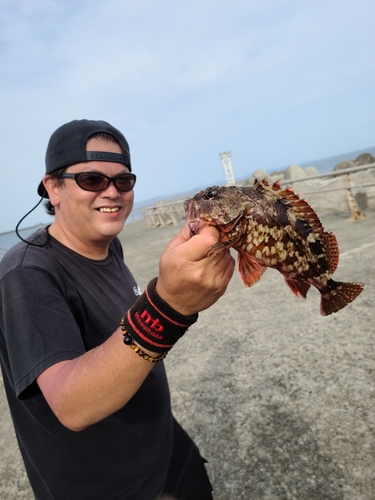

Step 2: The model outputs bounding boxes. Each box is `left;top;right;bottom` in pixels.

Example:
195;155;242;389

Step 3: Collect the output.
44;133;120;215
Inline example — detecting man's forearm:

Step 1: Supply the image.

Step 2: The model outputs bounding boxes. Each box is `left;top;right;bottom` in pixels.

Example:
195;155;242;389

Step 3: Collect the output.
37;327;156;431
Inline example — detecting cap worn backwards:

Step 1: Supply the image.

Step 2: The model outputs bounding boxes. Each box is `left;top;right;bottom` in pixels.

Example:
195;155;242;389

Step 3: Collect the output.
38;119;132;198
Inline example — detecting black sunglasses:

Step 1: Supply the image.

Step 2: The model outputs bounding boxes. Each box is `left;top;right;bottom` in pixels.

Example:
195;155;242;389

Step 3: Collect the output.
61;172;136;193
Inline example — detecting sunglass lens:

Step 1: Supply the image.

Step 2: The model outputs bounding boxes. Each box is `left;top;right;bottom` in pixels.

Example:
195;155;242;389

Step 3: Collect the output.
77;173;107;191
115;175;135;192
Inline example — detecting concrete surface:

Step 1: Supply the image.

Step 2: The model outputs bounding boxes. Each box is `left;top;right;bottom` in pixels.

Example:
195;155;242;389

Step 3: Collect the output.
0;205;374;499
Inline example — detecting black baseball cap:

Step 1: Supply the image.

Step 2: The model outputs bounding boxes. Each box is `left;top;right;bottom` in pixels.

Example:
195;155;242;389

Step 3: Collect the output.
38;119;132;198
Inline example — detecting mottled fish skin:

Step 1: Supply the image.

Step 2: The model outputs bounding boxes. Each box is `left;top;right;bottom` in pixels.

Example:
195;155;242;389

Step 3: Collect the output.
184;178;364;316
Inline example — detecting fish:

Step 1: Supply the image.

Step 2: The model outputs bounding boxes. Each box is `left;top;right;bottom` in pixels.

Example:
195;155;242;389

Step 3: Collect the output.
184;178;364;316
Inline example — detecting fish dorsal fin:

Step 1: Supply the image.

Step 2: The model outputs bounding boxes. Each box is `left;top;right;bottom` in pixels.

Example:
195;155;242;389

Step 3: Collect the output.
253;177;270;190
253;178;325;235
324;232;339;273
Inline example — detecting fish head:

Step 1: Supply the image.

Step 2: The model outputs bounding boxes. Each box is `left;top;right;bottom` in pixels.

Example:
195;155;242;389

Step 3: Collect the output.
184;186;254;235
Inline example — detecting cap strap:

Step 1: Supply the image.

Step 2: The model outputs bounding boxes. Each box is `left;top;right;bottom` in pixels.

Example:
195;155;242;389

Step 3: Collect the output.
86;151;128;163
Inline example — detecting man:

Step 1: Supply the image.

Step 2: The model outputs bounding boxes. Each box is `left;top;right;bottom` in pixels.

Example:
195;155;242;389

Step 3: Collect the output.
0;119;235;499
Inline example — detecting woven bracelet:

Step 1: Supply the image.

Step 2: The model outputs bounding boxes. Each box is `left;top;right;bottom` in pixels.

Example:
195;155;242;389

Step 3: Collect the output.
120;317;167;363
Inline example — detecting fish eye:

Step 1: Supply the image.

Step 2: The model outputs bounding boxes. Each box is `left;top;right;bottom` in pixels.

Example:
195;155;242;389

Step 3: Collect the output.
205;189;217;199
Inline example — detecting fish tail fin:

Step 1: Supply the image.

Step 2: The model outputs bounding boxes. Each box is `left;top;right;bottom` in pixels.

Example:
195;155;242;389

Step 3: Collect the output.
320;280;364;316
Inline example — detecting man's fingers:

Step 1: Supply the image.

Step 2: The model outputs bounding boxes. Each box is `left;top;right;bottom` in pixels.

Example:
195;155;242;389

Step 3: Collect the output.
165;224;220;262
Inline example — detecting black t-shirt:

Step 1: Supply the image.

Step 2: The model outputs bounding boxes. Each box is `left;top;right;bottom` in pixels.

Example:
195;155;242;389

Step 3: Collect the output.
0;228;173;499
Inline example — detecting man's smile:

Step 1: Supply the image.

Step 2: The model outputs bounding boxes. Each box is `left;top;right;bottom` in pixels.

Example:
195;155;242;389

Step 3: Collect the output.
97;207;120;213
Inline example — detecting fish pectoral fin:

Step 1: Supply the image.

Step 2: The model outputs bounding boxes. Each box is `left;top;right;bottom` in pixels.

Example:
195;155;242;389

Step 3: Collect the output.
207;241;232;257
237;253;267;287
283;276;311;299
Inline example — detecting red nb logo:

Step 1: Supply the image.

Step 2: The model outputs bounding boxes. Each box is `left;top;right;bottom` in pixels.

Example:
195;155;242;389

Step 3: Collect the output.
140;310;164;333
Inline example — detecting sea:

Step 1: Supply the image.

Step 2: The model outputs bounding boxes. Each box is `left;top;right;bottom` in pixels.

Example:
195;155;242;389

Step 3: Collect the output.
1;145;374;260
0;226;44;259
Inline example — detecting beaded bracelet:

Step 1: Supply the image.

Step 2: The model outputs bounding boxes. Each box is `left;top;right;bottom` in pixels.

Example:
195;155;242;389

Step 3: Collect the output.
120;317;167;363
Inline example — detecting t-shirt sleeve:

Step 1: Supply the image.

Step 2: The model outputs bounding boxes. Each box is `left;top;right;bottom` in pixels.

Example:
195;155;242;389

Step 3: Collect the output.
1;267;86;399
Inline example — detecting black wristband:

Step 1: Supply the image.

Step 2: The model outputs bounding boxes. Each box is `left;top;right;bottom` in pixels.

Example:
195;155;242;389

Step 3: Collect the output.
122;278;198;353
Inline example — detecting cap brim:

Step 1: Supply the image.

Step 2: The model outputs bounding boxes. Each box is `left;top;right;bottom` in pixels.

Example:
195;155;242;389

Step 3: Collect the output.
37;181;49;198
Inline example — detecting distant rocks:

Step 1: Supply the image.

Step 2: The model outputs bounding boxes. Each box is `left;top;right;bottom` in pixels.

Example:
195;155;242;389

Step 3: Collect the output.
240;152;375;187
356;153;375;165
241;164;319;185
304;166;319;177
334;153;375;171
284;164;304;179
333;160;355;171
252;169;268;180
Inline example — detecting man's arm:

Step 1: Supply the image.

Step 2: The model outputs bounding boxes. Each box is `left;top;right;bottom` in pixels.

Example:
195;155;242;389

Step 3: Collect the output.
37;225;235;431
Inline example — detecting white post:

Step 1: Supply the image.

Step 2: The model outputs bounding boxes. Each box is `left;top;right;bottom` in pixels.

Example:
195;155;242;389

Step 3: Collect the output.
220;151;236;185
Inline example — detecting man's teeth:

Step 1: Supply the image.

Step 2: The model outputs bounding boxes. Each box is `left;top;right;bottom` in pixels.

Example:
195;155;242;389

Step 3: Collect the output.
99;207;119;213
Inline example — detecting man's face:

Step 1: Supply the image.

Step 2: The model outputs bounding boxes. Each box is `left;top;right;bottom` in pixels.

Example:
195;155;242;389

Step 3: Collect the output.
46;137;134;247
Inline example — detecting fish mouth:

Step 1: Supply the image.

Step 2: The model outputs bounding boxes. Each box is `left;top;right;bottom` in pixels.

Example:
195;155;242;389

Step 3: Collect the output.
185;200;201;234
188;218;214;235
188;220;202;234
185;203;214;235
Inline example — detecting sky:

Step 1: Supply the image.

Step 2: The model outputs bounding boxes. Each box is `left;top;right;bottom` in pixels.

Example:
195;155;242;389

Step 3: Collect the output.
1;0;374;233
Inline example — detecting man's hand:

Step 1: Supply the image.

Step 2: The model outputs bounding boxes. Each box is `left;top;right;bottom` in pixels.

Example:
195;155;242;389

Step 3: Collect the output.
156;223;235;316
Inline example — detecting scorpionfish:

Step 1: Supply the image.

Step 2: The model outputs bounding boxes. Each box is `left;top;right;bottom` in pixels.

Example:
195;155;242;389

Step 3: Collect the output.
184;178;364;316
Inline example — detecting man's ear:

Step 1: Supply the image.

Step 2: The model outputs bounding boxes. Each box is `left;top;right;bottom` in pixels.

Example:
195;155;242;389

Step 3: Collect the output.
43;176;61;207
